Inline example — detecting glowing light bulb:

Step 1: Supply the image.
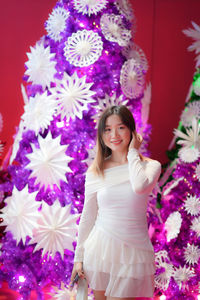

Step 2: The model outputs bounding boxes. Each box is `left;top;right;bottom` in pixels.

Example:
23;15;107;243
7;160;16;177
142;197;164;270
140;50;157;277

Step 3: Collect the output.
160;296;166;300
18;275;26;283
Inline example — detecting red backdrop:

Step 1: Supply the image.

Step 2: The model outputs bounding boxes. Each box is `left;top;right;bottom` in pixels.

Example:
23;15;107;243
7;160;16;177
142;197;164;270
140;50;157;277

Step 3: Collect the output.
0;0;200;164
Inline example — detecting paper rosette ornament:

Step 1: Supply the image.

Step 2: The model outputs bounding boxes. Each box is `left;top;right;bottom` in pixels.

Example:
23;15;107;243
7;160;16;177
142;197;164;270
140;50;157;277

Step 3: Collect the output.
64;30;103;67
115;0;134;20
155;250;175;291
122;42;148;72
25;43;57;89
50;71;96;121
45;7;69;42
25;132;72;190
31;201;79;259
0;186;40;244
73;0;108;16
100;13;131;46
180;101;200;127
120;58;145;99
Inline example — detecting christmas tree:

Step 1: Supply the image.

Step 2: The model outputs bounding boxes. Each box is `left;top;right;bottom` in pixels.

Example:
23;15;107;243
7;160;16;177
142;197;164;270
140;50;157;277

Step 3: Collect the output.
0;0;152;298
151;22;200;300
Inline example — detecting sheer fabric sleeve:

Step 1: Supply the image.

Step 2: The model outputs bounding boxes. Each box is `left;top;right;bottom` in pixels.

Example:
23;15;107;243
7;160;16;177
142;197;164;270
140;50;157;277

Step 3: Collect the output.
127;148;161;195
74;173;98;262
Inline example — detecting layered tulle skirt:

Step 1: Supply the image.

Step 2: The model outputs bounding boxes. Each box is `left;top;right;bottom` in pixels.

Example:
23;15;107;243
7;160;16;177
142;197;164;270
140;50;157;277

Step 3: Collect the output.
83;225;155;298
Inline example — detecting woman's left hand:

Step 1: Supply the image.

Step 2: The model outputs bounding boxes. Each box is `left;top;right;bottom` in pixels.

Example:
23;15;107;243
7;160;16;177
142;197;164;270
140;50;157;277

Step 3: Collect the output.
129;132;143;151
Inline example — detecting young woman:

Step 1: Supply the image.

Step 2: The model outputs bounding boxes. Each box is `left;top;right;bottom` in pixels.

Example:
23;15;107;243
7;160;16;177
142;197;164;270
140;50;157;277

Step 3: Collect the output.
70;105;161;300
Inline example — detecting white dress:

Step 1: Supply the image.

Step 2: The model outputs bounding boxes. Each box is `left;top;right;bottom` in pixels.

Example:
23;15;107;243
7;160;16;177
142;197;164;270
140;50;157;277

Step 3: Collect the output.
74;148;161;298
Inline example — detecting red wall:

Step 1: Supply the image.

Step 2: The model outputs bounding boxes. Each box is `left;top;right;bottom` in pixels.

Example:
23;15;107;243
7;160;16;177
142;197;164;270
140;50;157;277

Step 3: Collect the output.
0;0;200;165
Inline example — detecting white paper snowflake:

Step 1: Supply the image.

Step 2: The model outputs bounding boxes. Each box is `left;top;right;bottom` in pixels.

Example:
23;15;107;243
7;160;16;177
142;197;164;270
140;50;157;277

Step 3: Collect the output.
0;186;40;244
115;0;134;21
31;201;79;259
179;146;200;163
155;250;175;291
184;194;200;216
184;243;200;265
194;77;200;96
174;265;195;290
50;71;96;121
195;163;200;181
180;101;200;127
120;58;145;99
25;43;57;89
122;42;148;72
49;282;74;300
191;216;200;237
45;7;69;42
25;132;72;190
92;92;129;123
165;211;182;242
174;118;200;149
22;92;57;135
0;113;3;132
73;0;108;16
100;13;131;46
64;30;103;67
183;22;200;68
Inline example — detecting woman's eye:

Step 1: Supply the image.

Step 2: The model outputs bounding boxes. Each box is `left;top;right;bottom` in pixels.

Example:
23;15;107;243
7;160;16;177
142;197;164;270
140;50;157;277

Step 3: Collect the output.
119;126;125;130
105;128;111;132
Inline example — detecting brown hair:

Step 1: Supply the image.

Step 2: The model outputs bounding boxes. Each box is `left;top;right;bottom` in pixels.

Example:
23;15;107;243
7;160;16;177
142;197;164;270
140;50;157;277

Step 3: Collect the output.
90;105;136;176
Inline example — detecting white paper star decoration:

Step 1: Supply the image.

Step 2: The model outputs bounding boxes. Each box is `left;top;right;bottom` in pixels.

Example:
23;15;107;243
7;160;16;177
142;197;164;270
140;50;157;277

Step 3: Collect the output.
184;243;200;266
73;0;108;16
155;250;175;291
165;211;182;242
50;71;96;121
25;132;72;190
22;92;57;135
31;201;79;259
184;194;200;216
174;118;200;149
179;146;199;163
174;265;195;290
120;58;145;99
45;7;69;42
64;30;103;67
183;21;200;68
100;13;131;46
0;186;40;244
180;101;200;127
25;43;57;89
49;282;74;300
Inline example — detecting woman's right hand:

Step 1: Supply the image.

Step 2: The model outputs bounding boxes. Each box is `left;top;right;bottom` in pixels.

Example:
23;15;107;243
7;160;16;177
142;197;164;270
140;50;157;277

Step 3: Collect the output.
70;262;85;285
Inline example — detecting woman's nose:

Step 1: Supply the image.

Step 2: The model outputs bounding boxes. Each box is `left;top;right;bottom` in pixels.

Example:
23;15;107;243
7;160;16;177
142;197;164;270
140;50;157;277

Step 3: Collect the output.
111;129;118;138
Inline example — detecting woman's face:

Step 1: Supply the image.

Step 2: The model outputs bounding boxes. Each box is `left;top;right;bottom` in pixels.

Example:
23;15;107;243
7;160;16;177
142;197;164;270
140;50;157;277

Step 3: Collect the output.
102;114;131;153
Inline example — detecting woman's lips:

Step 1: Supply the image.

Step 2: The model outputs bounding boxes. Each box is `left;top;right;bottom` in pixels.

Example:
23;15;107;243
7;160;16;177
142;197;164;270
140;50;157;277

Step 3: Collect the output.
111;140;122;145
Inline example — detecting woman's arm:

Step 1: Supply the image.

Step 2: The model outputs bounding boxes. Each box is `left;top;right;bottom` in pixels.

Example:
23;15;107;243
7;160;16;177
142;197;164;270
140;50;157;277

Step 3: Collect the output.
74;174;98;262
127;148;161;195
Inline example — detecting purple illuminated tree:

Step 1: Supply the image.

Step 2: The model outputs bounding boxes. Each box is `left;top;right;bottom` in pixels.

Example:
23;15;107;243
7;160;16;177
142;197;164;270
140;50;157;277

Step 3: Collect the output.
151;22;200;300
0;0;151;298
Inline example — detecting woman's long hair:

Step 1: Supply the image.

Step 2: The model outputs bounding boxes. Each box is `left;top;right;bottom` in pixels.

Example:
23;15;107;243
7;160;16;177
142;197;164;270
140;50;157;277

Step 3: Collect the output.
90;105;136;176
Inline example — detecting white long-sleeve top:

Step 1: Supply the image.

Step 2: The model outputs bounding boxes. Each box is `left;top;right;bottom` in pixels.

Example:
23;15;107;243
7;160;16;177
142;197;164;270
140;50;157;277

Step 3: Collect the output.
74;148;161;262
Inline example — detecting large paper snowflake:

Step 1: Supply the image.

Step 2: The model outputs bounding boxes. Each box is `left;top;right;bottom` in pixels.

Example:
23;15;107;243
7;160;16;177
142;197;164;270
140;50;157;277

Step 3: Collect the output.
25;132;72;190
191;216;200;237
179;146;199;163
122;42;148;72
0;112;3;132
50;72;96;121
22;92;57;135
120;58;145;99
64;30;103;67
49;282;73;300
181;101;200;127
100;13;131;46
195;163;200;181
183;22;200;68
25;43;57;89
115;0;134;21
174;118;200;149
31;201;79;259
45;7;69;42
174;265;195;290
184;243;200;265
92;92;128;123
73;0;108;16
155;250;175;291
165;211;182;242
0;186;40;244
184;194;200;216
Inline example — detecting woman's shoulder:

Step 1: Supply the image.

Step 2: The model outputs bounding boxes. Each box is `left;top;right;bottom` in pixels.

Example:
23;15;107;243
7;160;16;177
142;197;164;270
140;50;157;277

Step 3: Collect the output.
141;155;161;168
